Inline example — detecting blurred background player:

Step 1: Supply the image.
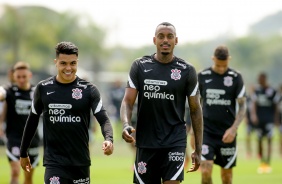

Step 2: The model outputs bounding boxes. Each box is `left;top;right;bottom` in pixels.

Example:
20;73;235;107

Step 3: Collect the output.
250;72;280;173
0;61;40;184
0;67;15;145
198;45;246;184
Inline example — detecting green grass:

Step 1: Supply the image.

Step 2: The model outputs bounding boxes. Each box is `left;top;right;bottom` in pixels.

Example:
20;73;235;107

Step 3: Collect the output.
0;123;281;183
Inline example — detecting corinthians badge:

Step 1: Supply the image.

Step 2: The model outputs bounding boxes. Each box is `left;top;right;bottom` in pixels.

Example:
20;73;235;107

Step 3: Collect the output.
72;88;82;100
223;76;233;87
171;68;181;80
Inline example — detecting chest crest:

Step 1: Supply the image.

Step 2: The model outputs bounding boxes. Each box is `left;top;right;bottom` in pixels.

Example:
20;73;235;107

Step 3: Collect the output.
171;68;181;80
223;76;233;87
72;88;82;100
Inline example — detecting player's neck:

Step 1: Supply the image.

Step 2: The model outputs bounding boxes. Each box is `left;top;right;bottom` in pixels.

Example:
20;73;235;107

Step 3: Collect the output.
18;83;31;91
154;53;174;64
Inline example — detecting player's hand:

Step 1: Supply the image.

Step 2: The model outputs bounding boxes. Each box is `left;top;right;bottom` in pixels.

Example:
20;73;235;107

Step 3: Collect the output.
122;125;136;143
0;86;6;101
187;150;201;172
20;156;32;172
102;140;114;155
222;127;236;143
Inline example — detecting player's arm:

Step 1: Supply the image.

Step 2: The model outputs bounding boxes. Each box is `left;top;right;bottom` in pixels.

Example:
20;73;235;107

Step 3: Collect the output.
120;88;137;143
90;85;113;155
222;96;247;143
187;94;203;172
20;112;40;172
186;66;203;172
20;84;42;172
95;110;114;155
0;101;7;138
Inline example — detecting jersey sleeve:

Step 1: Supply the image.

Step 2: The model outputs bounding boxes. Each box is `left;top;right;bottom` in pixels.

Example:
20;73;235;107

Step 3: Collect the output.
186;65;199;96
90;85;113;143
90;85;105;115
126;60;139;90
235;73;246;98
31;84;43;115
20;84;42;157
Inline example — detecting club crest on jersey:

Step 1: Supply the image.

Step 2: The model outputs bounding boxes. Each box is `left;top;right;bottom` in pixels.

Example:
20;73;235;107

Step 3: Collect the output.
72;88;82;100
171;68;181;80
137;161;147;174
223;76;233;87
49;176;60;184
202;144;209;155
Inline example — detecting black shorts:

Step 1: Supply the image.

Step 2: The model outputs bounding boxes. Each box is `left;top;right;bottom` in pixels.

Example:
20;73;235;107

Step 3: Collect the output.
6;142;40;168
202;132;237;169
256;122;274;138
44;165;90;184
134;147;185;184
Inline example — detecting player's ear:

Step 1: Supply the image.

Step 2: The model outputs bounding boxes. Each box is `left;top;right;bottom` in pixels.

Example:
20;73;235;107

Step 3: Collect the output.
54;59;57;65
175;37;178;45
29;71;32;78
153;37;156;45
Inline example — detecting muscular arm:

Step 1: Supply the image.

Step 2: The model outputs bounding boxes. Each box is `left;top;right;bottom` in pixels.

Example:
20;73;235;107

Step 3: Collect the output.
222;97;246;143
233;97;247;129
188;94;203;154
120;88;138;143
187;94;203;172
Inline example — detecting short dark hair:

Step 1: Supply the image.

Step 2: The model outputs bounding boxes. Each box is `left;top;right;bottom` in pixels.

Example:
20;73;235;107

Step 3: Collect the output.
258;72;267;79
13;61;30;71
155;22;176;35
55;41;79;57
214;45;229;60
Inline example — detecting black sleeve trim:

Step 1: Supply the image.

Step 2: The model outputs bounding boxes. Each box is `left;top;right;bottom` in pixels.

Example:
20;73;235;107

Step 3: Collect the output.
20;112;40;157
95;110;114;143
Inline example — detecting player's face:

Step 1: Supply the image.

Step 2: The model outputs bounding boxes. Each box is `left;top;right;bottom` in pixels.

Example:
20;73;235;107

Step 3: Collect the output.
54;54;78;83
212;57;229;75
153;25;178;55
258;75;267;86
13;69;31;90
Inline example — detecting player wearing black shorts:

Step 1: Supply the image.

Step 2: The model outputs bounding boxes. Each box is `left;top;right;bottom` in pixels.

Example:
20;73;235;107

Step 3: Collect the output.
198;45;246;184
250;72;280;173
120;22;203;184
0;61;40;184
19;41;114;184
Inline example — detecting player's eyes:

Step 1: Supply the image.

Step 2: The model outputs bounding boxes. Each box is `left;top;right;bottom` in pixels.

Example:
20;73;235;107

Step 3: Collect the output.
168;35;174;39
